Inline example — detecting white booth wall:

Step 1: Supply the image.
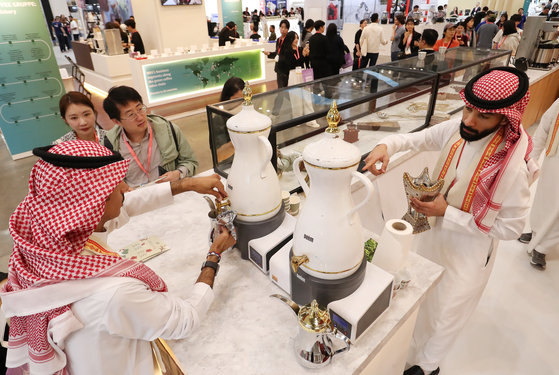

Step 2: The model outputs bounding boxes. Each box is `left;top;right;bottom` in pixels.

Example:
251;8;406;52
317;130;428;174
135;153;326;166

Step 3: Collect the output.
205;0;219;21
47;0;71;18
304;0;327;23
130;0;209;54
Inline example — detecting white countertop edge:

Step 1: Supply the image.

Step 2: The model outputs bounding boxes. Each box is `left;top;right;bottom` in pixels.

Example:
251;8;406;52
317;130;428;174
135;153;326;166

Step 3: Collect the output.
130;43;267;65
526;65;559;85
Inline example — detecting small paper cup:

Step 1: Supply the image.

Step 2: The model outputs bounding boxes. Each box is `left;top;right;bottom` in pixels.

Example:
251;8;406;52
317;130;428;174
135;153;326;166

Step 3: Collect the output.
290;196;300;213
397;269;412;290
389;272;402;297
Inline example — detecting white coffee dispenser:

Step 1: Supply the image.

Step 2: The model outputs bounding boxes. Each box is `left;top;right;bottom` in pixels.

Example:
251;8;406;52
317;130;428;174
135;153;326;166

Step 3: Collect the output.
226;83;285;258
290;101;374;306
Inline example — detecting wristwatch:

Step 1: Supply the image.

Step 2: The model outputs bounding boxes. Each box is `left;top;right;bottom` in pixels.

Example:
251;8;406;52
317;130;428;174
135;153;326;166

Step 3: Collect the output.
201;260;219;276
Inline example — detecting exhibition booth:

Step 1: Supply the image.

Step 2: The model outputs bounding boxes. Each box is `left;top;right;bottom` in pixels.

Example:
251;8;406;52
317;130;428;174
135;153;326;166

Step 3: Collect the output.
73;40;278;105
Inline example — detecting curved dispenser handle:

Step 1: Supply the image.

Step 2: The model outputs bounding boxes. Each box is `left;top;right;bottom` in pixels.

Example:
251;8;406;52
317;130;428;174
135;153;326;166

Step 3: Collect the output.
258;135;273;179
293;156;310;196
347;171;374;226
329;327;351;356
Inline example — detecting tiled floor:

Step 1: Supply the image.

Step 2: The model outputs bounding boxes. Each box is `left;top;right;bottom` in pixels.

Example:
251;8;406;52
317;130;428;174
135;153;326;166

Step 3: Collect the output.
0;46;557;373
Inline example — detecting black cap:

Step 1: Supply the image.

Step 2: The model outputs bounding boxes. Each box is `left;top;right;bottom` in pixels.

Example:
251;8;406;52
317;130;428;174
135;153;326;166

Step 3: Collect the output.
33;145;124;169
463;67;529;110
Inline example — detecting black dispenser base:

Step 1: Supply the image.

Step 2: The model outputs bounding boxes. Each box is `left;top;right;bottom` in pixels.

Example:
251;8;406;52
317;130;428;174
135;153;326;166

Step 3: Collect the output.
290;249;367;306
233;205;285;260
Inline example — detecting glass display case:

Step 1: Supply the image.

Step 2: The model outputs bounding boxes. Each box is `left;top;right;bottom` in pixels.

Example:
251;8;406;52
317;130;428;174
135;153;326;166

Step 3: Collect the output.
207;66;438;193
384;47;512;125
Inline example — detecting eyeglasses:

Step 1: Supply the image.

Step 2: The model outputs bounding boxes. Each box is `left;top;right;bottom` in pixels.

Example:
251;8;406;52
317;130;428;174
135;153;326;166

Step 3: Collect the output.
121;105;147;121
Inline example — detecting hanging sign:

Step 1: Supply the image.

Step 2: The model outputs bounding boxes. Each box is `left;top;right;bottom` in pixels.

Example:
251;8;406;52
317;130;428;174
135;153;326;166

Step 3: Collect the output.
222;0;244;28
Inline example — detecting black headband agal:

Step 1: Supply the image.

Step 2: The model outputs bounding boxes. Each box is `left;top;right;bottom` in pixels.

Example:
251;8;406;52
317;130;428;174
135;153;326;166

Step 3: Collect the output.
33;145;124;169
464;66;529;110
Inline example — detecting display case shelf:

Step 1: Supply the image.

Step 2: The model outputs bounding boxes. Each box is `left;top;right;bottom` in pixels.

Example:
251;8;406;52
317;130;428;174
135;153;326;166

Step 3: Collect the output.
208;66;438;193
384;47;512;121
207;47;512;193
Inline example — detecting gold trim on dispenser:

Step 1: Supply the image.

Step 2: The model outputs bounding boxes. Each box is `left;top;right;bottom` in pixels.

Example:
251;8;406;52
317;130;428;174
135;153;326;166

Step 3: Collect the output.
228;125;272;134
304;160;360;171
236;201;282;217
300;254;364;274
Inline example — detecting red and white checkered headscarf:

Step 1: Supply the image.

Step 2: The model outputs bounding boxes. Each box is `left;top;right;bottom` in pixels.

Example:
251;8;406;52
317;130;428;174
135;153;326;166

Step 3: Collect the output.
459;67;533;233
3;141;167;374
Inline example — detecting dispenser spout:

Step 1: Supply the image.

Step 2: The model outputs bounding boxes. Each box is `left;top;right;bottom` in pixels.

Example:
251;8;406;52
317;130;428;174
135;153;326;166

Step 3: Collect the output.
215;197;232;215
291;255;309;273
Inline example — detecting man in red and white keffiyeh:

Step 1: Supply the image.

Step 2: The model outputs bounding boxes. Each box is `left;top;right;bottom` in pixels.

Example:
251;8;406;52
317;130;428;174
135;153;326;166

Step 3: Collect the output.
364;67;536;375
1;141;234;375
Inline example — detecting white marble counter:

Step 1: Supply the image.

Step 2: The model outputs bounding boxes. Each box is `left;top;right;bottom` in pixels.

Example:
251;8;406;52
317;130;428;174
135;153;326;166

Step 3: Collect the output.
107;184;444;375
526;65;559;85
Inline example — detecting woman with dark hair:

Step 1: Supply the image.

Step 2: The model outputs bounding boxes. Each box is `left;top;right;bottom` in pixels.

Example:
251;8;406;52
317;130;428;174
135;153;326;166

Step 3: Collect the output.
276;31;316;127
464;16;477;47
399;18;421;58
551;3;559;17
277;31;309;77
494;20;520;55
450;6;459;17
220;77;244;102
53;92;106;145
390;14;405;61
496;13;508;29
211;77;245;162
326;23;349;74
300;19;314;47
455;22;469;46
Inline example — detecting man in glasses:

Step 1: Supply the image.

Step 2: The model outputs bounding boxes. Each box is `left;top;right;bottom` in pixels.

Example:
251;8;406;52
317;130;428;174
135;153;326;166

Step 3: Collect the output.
104;86;198;187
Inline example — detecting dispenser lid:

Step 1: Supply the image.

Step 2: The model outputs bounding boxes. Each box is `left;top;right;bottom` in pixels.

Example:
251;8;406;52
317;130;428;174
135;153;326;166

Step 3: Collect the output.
302;101;361;169
298;300;331;333
226;82;272;133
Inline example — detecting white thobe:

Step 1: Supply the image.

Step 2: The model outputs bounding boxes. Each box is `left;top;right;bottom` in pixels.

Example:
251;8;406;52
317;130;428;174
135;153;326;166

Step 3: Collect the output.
380;119;531;371
3;182;215;375
528;98;559;255
67;182;214;375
